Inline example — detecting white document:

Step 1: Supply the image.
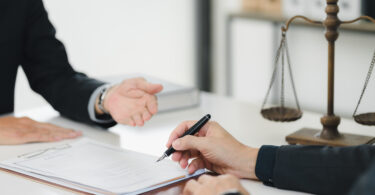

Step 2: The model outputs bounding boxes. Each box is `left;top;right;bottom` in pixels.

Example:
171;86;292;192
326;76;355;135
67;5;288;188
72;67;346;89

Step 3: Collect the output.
0;138;205;195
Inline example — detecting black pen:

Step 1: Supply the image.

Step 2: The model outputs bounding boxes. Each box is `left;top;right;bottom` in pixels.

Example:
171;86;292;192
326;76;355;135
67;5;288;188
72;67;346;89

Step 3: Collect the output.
156;114;211;162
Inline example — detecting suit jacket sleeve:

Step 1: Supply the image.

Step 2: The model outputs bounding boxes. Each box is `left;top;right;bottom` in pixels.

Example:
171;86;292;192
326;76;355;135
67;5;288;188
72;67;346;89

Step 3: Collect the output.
255;145;375;195
348;159;375;195
20;0;115;127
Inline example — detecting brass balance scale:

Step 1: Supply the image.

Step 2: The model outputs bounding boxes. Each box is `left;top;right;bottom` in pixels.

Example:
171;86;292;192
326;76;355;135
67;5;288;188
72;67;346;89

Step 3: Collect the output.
261;0;375;146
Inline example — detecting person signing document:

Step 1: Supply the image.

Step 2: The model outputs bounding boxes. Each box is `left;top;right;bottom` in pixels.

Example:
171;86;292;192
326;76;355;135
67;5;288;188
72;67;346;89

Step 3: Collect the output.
167;121;375;195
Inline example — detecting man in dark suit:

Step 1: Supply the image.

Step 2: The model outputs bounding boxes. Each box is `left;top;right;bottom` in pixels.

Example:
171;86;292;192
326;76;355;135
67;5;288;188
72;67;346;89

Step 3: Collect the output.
167;121;375;195
0;0;163;144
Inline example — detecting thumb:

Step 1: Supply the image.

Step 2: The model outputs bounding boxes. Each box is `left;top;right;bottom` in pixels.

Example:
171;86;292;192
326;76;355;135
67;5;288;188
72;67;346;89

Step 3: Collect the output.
148;83;163;94
172;135;205;151
135;80;163;94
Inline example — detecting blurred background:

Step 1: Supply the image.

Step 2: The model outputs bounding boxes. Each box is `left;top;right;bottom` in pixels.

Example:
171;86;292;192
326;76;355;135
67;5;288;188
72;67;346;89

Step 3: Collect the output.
16;0;375;118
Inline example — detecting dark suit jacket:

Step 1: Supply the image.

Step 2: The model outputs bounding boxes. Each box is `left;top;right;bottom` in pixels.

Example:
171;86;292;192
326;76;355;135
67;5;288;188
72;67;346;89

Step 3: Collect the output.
1;0;113;126
256;145;375;195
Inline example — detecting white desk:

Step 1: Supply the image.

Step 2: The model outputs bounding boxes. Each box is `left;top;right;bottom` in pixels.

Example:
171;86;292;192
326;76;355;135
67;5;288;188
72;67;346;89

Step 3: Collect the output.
1;92;374;195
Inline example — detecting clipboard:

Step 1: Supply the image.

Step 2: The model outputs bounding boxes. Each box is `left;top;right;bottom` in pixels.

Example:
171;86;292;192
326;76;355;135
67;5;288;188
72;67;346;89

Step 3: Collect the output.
0;138;206;195
0;167;204;195
0;167;90;194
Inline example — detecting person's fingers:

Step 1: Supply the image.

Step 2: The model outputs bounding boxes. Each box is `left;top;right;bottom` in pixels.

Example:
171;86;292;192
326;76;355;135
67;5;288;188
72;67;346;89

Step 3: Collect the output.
171;151;182;162
74;130;83;136
172;150;199;162
197;122;211;137
128;117;136;126
116;115;136;127
190;149;200;158
113;115;131;126
197;175;214;184
172;135;206;152
23;127;57;143
187;158;206;174
25;133;54;143
132;114;144;126
49;130;76;140
42;123;77;135
149;83;163;94
146;95;158;115
142;110;152;121
183;179;200;195
166;121;212;148
33;122;81;141
1;117;81;144
179;151;191;169
166;121;197;147
38;123;81;139
134;78;163;94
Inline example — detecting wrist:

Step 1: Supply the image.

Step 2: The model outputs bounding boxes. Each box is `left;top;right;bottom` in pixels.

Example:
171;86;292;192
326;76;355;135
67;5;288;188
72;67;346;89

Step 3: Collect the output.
238;146;259;180
95;96;104;115
95;85;112;115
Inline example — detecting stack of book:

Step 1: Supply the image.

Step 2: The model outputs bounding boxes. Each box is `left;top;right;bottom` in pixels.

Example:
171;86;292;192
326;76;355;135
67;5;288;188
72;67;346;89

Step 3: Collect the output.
101;74;200;113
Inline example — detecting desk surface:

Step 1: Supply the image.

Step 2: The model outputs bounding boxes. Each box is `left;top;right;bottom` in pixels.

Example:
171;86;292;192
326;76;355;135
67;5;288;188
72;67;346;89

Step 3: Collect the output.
1;92;374;195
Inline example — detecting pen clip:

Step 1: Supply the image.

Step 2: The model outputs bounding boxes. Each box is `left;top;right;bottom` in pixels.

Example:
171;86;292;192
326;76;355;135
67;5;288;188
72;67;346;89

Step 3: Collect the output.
18;144;72;159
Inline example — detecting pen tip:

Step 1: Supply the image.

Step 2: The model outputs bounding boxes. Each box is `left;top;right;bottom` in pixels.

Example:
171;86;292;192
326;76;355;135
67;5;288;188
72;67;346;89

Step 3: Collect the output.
156;154;166;163
156;158;162;163
206;114;211;119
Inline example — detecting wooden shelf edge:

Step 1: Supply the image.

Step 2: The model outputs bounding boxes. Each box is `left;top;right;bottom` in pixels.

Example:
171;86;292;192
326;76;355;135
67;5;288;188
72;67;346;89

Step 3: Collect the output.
229;11;375;33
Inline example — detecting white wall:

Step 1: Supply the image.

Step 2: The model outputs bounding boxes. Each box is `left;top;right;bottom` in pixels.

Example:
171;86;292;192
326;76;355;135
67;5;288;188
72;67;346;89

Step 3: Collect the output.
211;0;241;94
15;0;195;112
230;19;274;105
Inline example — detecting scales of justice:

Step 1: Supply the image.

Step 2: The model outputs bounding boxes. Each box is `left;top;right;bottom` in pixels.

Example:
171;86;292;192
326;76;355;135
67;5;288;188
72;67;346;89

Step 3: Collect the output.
261;0;375;146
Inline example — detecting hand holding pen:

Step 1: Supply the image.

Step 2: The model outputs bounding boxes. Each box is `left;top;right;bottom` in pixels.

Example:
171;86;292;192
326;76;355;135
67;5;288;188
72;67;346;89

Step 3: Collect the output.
164;117;259;179
157;114;211;162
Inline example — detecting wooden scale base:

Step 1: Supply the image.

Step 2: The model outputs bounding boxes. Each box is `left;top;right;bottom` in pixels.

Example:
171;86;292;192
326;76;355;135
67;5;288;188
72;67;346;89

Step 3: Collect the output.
286;128;375;146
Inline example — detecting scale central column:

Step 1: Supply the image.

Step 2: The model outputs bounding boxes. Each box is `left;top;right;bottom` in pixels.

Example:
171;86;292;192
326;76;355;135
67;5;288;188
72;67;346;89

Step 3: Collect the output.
320;0;341;139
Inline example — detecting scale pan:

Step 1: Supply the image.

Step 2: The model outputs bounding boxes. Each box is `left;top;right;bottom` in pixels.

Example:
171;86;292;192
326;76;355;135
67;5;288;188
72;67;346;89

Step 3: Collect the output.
354;113;375;126
261;107;302;122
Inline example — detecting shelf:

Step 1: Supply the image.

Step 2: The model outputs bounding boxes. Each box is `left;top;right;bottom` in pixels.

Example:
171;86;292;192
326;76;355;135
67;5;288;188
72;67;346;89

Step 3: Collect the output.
229;12;375;34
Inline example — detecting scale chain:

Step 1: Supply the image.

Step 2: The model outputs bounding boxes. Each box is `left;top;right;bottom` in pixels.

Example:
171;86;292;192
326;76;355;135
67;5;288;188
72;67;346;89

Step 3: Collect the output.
285;36;301;111
353;50;375;117
261;35;286;109
281;37;285;110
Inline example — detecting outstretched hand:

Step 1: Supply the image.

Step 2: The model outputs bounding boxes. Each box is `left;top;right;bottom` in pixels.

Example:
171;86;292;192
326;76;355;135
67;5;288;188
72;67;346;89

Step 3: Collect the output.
100;77;163;126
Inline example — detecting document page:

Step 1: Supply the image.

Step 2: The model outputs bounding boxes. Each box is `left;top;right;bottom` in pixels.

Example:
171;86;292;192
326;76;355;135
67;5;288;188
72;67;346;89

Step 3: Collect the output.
0;138;200;194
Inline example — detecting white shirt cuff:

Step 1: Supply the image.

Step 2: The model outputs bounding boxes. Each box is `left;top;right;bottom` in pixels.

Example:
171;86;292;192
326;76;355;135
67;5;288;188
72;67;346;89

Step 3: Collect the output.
88;85;114;124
